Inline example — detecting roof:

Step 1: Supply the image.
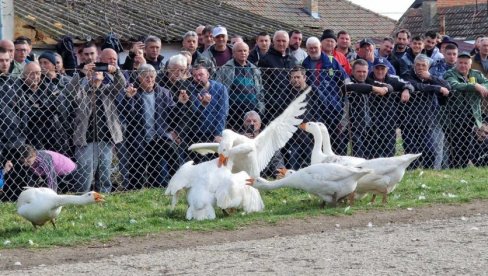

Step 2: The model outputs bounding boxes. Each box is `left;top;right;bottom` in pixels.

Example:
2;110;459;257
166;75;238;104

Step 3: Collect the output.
222;0;397;40
14;0;317;43
396;4;488;40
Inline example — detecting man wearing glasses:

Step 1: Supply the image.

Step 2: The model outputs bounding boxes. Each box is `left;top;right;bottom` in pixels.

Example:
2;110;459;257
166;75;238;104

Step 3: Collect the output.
11;36;35;77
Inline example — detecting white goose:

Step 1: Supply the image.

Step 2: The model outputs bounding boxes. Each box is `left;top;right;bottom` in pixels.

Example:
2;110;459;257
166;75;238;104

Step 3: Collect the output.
287;122;422;204
300;121;366;166
248;163;371;207
17;187;104;229
189;87;310;179
165;159;264;221
354;153;421;203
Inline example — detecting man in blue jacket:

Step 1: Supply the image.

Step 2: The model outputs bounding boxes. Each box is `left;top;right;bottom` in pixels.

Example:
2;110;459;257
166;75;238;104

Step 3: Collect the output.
302;37;348;155
191;65;229;143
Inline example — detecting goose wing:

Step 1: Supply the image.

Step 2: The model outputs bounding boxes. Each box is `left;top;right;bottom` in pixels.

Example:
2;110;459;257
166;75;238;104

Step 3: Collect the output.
253;89;310;173
188;143;219;155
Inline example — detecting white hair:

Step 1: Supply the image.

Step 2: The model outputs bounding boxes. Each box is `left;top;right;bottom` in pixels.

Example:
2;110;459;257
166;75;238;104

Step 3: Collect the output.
137;64;156;78
414;54;432;67
273;30;289;42
306;37;321;48
167;54;188;68
244;110;261;121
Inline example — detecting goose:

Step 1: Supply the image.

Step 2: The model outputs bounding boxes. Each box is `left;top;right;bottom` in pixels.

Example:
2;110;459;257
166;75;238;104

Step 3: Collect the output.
166;158;264;221
299;121;366;166
354;153;422;203
17;187;104;229
188;87;310;179
297;122;421;203
248;163;371;207
215;171;264;214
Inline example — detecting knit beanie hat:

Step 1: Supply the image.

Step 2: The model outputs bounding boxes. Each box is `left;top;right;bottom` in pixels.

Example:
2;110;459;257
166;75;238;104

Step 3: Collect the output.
38;51;57;66
320;29;337;42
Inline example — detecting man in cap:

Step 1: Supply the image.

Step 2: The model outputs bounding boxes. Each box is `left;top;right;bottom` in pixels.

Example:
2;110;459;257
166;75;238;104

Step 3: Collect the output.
202;25;233;67
320;29;351;75
368;58;414;158
444;52;488;168
445;51;488;168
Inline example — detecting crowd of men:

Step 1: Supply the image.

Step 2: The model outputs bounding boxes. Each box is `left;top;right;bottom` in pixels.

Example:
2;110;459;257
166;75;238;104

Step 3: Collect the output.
0;25;487;201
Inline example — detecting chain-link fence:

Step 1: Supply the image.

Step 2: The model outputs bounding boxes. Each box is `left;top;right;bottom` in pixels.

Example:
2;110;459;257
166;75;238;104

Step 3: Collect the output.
0;67;486;201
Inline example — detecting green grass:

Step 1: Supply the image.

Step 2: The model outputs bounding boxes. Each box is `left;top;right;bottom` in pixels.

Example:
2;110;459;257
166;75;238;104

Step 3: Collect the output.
1;167;487;249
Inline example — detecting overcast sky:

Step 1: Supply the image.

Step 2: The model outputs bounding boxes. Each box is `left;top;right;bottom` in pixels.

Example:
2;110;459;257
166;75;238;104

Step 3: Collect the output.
349;0;415;20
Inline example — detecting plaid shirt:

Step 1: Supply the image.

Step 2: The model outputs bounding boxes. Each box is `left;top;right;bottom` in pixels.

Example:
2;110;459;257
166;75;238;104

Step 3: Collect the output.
31;150;58;192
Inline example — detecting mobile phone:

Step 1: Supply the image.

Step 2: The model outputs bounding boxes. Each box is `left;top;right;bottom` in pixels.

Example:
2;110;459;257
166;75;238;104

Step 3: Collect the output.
245;124;255;134
94;62;109;72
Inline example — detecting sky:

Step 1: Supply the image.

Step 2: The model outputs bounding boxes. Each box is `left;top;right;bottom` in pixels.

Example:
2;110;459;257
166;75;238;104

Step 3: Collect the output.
348;0;416;20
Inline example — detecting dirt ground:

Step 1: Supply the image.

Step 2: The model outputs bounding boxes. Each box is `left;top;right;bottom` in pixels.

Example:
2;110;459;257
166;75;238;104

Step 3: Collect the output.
1;200;488;274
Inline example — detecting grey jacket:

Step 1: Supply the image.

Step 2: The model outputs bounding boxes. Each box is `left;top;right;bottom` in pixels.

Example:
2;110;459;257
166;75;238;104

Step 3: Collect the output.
67;70;126;146
215;59;265;113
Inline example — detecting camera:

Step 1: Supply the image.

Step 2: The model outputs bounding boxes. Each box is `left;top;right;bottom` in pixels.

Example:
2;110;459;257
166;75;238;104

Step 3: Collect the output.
245;124;255;134
94;62;109;72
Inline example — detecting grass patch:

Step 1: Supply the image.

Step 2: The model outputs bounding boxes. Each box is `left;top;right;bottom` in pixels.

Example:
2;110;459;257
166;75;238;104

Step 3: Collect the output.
1;167;487;248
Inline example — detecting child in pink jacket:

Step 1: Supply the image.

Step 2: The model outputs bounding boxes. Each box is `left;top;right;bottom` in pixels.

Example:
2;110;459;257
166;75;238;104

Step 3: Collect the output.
5;144;76;192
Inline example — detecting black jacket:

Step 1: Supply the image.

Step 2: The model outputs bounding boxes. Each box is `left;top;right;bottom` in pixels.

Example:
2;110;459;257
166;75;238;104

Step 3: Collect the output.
257;47;298;123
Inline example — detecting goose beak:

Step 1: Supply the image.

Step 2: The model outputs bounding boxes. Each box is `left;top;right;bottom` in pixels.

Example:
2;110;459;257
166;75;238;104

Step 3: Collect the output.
93;192;105;202
299;123;307;130
245;178;255;186
218;154;228;167
276;168;288;179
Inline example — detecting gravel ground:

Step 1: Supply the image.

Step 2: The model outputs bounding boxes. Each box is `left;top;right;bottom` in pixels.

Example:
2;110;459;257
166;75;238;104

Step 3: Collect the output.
4;213;488;275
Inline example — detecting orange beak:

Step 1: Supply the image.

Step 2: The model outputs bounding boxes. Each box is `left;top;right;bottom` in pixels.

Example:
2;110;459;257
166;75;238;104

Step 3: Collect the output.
93;192;105;203
299;123;307;130
218;154;228;167
276;167;288;179
245;178;255;186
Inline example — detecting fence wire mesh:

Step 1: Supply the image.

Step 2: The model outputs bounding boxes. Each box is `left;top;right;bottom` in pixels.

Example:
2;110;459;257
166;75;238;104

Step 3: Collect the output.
0;66;487;201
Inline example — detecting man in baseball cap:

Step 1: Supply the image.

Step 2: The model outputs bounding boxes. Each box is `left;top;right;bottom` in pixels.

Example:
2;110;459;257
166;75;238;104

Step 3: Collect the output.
202;25;232;67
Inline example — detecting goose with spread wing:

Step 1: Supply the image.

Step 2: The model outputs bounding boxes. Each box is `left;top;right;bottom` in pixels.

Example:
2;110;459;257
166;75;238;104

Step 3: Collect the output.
188;88;310;178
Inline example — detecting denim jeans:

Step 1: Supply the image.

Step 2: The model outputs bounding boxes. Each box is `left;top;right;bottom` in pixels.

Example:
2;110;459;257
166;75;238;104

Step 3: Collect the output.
73;141;113;193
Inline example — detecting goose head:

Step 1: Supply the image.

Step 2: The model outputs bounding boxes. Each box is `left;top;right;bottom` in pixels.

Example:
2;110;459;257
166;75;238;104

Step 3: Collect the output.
85;191;105;203
217;130;236;167
299;122;321;136
245;178;255;186
275;168;296;179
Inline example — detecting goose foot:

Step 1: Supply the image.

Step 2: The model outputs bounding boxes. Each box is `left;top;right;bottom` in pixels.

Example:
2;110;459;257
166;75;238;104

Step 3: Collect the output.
370;194;377;204
222;208;236;216
51;219;57;229
382;192;388;204
330;192;338;208
320;201;326;209
348;192;355;206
